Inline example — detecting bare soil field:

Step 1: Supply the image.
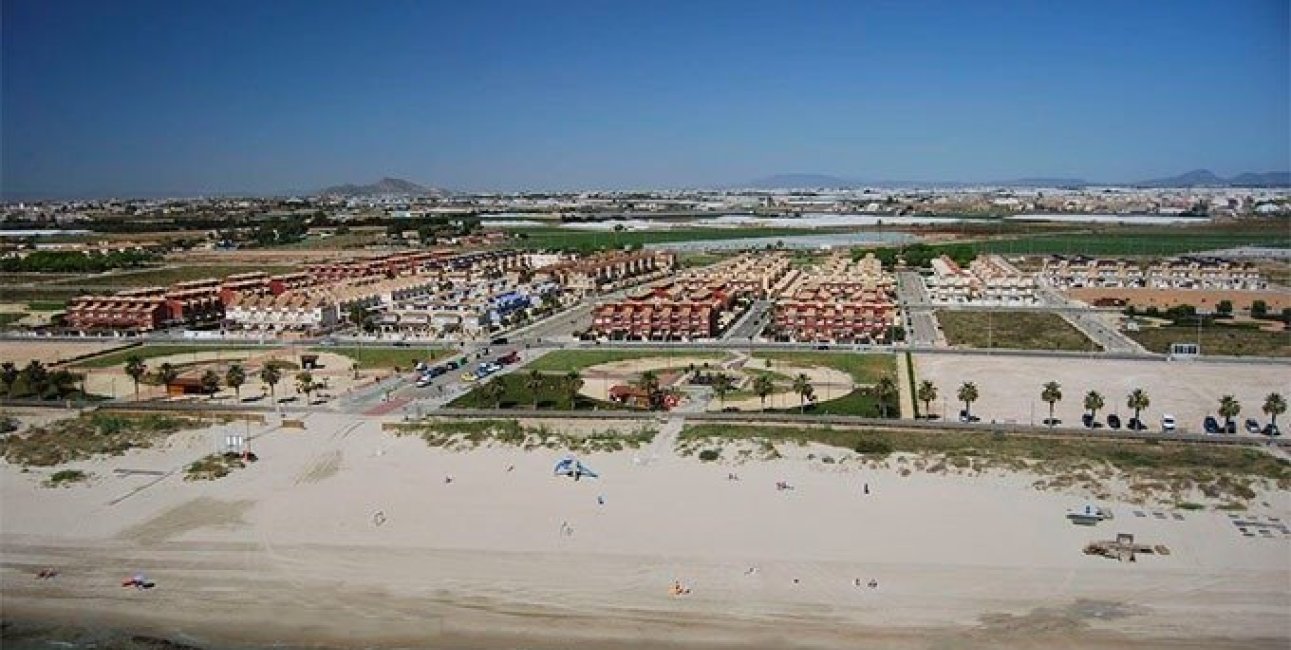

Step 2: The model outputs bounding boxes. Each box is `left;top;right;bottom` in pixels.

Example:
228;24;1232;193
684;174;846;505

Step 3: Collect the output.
914;352;1288;432
0;340;133;367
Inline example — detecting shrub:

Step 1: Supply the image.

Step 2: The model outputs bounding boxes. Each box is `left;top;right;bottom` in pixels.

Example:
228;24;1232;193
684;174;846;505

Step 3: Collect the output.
853;436;893;456
46;469;88;486
698;449;721;462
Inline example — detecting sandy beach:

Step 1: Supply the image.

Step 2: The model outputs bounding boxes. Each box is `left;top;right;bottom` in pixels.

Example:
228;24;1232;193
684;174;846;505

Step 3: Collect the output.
2;412;1288;649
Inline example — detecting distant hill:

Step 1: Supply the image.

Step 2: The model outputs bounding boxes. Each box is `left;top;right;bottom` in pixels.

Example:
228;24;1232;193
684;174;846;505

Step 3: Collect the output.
745;174;858;189
992;177;1089;188
317;177;446;197
1133;169;1290;188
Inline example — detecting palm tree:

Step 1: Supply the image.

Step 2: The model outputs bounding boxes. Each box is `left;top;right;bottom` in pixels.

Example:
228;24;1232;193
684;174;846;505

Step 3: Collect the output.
123;356;147;403
916;380;937;419
525;370;544;409
23;360;49;395
225;363;246;401
1041;381;1062;426
200;369;221;398
260;363;282;401
1083;390;1104;422
752;374;775;412
1;361;19;396
563;370;583;408
792;373;814;413
874;376;898;418
483;377;507;409
295;371;315;403
635;370;661;410
1218;395;1241;430
712;372;734;406
1263;392;1286;428
1127;388;1150;425
957;381;979;419
156;362;178;387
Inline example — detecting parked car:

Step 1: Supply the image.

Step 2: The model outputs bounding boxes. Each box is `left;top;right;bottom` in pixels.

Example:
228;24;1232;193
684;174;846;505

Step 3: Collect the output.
958;409;980;423
490;336;509;345
415;376;433;388
1244;418;1261;434
393;341;411;347
1127;417;1147;431
1225;420;1237;434
1203;416;1220;434
1106;414;1122;430
1263;424;1282;437
427;366;447;378
1081;413;1098;429
1161;414;1176;432
461;372;478;383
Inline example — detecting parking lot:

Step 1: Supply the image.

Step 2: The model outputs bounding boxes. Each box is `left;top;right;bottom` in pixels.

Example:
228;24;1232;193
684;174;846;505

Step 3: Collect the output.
913;353;1288;435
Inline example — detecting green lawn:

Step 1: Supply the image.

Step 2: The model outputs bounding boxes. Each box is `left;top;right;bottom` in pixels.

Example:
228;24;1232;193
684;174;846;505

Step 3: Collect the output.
753;351;895;384
510;226;851;252
0;313;25;328
1126;324;1291;357
936;311;1101;352
523;349;725;373
448;373;615;410
0;287;89;303
976;229;1289;257
55;265;299;288
315;346;450;370
72;345;265;369
26;300;67;311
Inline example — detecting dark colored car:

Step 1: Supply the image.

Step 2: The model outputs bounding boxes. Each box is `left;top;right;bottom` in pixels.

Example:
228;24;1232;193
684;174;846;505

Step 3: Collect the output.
1106;414;1122;430
1245;418;1261;434
1127;417;1147;431
1263;424;1282;437
1203;416;1220;434
1225;420;1236;434
958;409;980;423
1081;413;1097;428
491;336;508;345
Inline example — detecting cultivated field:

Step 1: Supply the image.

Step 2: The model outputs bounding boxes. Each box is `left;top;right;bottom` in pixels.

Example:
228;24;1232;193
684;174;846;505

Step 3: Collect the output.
914;352;1288;432
53;265;300;288
937;311;1101;352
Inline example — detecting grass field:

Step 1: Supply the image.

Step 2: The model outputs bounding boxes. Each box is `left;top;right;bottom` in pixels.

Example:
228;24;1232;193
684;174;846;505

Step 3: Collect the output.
316;346;450;370
72;345;264;369
936;311;1101;351
975;226;1290;257
1126;323;1291;357
510;226;851;252
0;313;25;328
523;349;725;373
448;373;616;410
753;351;895;384
54;265;299;287
0;287;89;303
26;300;67;311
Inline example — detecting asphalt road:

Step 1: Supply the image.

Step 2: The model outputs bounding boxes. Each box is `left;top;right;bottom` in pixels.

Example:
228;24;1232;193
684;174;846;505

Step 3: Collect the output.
723;300;772;341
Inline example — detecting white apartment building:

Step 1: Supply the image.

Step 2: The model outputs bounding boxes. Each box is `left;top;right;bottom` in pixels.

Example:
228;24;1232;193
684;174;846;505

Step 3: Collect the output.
925;255;1037;305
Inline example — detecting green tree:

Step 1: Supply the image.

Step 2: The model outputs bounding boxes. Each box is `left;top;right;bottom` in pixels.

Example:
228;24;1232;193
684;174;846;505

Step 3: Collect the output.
712;372;734;406
1251;300;1268;318
225;363;246;401
525;370;544;409
1127;388;1150;424
156;362;178;387
752;374;775;412
1216;300;1233;316
792;373;814;413
1083;390;1105;422
874;376;898;418
1041;381;1062;426
295;371;315;403
1218;395;1240;430
916;380;938;419
200;369;221;397
483;377;507;409
124;355;147;401
0;361;18;396
564;370;583;408
957;381;979;419
635;370;662;410
1263;392;1286;428
349;305;370;332
260;363;282;401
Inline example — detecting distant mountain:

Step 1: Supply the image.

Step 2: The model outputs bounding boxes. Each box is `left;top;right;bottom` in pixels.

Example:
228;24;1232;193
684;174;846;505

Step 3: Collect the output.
1132;169;1290;188
317;177;445;197
745;174;859;189
991;177;1089;188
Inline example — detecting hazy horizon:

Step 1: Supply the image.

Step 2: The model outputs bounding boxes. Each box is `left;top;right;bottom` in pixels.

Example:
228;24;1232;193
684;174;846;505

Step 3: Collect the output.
2;0;1288;198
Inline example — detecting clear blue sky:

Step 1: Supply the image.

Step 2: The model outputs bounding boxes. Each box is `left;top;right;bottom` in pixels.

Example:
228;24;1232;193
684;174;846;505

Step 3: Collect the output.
2;0;1288;197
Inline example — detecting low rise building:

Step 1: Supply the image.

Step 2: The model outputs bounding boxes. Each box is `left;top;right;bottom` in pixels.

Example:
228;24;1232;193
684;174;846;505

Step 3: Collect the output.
768;252;897;343
926;254;1037;305
1041;255;1266;291
590;284;733;341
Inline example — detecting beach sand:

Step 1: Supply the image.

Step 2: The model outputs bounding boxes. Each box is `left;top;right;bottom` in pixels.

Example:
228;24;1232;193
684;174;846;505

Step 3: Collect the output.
2;412;1288;649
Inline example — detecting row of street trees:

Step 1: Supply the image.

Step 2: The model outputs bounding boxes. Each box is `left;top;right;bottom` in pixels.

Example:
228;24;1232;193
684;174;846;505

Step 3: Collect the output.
121;354;321;403
0;361;84;400
914;377;1287;430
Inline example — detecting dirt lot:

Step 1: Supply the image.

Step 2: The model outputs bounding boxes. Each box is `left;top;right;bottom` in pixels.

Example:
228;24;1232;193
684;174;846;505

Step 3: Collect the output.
0;340;132;367
914;352;1289;433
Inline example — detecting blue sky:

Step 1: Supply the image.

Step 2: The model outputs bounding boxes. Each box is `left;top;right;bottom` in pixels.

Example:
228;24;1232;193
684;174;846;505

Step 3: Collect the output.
2;0;1288;196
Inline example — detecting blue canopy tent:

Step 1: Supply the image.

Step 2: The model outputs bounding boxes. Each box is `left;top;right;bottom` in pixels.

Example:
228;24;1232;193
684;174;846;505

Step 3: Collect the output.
553;457;599;480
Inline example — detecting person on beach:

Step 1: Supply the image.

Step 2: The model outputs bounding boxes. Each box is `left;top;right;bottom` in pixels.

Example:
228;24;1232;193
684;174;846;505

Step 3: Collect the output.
868;579;878;589
863;483;870;495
